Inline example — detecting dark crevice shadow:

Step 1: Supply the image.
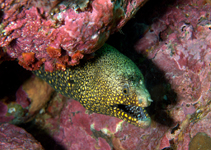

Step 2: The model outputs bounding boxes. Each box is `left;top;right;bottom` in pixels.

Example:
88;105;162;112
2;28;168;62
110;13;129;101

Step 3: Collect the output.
107;0;178;127
143;60;177;127
0;61;32;99
18;121;66;150
0;10;3;23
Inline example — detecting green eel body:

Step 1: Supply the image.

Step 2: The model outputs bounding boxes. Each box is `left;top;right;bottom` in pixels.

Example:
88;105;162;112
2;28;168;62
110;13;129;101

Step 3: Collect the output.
34;44;152;128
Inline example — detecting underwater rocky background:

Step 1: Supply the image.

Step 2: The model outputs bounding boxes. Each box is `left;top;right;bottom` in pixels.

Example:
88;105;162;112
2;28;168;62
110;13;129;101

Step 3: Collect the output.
0;0;211;150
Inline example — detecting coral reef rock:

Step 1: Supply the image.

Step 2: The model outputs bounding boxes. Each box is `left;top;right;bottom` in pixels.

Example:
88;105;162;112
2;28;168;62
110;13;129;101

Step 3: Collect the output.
0;0;148;71
0;123;44;150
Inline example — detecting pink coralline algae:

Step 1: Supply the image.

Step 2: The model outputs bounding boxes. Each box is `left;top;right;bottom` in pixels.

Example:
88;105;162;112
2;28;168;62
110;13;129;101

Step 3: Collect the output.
0;123;44;150
0;0;148;71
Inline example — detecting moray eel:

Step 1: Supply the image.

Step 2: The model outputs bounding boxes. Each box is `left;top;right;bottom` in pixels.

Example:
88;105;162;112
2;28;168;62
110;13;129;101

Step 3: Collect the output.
33;44;152;128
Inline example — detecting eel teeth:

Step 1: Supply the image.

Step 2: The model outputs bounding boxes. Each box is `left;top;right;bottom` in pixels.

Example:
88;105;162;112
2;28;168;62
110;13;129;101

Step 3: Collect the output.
115;104;148;120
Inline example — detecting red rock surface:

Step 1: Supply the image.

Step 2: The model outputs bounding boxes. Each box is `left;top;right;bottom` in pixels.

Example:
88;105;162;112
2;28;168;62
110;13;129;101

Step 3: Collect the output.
0;123;44;150
0;0;148;71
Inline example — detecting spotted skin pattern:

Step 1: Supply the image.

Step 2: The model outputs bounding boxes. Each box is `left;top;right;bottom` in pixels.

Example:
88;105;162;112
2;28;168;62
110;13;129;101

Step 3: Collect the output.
34;44;152;128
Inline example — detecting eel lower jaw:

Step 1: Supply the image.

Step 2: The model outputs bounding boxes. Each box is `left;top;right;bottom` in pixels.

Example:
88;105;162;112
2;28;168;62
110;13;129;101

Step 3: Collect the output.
112;104;151;128
136;115;151;129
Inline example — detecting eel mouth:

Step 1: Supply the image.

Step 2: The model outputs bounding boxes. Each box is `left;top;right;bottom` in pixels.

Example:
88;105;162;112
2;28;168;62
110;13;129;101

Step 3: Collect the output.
116;104;149;120
112;104;151;127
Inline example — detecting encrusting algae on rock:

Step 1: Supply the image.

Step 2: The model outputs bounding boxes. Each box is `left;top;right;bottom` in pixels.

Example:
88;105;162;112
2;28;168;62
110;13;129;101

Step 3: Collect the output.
33;44;152;128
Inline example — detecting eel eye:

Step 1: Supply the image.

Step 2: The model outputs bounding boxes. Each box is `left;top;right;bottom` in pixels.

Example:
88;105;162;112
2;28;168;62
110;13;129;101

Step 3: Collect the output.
123;85;129;96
